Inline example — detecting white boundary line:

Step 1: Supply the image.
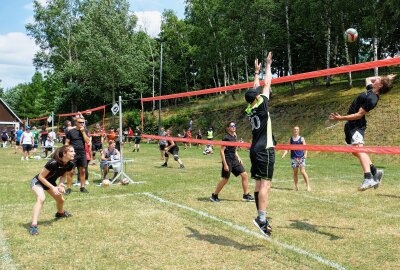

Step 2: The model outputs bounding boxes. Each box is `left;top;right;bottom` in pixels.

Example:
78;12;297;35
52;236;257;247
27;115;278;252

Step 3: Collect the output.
0;218;17;270
142;192;347;270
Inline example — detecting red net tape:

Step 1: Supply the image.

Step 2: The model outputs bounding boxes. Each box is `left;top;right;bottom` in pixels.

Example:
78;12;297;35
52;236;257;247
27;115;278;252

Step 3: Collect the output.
141;57;400;102
57;105;106;117
142;134;400;155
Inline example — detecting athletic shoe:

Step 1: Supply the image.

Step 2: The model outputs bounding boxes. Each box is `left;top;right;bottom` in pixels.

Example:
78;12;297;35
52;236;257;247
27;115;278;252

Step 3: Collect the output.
210;193;220;202
29;225;39;235
73;182;80;187
358;178;378;191
21;157;24;161
253;217;272;237
161;163;167;167
137;149;139;152
132;149;136;152
55;210;72;218
25;157;29;160
85;180;89;186
242;193;255;202
373;170;384;189
65;188;72;195
180;164;185;169
80;187;89;193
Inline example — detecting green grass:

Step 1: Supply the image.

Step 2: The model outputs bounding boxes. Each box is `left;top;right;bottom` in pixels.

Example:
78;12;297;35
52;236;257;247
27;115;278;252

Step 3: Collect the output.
1;143;399;270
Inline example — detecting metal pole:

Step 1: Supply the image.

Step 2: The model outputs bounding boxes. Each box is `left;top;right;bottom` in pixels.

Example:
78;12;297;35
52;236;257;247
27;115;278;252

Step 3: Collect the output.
158;41;163;134
119;96;124;173
51;112;54;132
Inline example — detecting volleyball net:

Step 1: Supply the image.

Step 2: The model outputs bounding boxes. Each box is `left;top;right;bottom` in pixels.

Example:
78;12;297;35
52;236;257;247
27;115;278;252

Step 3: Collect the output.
57;105;106;136
140;57;400;154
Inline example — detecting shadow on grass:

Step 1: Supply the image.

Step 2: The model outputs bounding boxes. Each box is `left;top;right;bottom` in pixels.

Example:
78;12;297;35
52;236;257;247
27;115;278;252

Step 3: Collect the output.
186;227;262;251
21;217;63;230
280;219;355;240
271;186;293;191
197;197;242;202
376;193;400;199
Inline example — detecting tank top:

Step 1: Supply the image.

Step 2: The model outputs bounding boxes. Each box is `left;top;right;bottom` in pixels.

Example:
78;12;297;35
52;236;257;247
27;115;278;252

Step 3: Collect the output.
290;136;304;158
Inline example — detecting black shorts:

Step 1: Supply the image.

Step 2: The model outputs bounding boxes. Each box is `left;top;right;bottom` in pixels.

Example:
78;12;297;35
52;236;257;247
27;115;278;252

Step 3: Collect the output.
92;143;103;152
134;137;141;144
73;150;87;168
221;158;245;179
22;144;33;152
16;141;20;146
30;177;55;191
250;148;275;180
159;144;166;150
165;147;179;158
344;123;365;145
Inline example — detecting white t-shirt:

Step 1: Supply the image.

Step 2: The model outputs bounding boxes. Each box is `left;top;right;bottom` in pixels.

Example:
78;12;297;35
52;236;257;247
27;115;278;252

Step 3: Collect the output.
21;131;34;145
48;131;56;141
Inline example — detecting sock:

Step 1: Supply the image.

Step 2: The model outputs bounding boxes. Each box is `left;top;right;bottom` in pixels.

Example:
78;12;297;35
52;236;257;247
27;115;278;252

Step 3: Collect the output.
364;172;372;179
370;164;377;176
258;210;266;222
254;192;259;210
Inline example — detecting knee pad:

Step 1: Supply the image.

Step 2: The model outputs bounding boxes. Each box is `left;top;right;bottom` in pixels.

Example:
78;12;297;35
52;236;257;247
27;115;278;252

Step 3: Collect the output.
173;155;179;161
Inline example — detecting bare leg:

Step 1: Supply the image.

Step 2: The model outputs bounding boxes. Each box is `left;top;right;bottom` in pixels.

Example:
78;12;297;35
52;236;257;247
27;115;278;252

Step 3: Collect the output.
240;172;249;195
46;188;65;213
293;167;299;190
31;186;46;225
213;178;228;195
300;166;310;191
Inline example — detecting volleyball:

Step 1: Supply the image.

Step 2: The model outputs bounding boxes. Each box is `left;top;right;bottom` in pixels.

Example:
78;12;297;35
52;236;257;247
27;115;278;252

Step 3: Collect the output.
102;179;110;187
121;178;129;185
345;28;358;43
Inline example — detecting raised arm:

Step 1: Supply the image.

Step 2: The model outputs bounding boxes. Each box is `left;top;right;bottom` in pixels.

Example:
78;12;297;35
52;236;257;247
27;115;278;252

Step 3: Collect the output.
262;52;273;98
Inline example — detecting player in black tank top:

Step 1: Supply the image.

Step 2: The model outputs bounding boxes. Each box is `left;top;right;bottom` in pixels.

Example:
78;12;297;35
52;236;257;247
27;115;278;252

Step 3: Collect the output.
329;74;396;191
162;129;185;168
245;52;274;237
29;145;75;235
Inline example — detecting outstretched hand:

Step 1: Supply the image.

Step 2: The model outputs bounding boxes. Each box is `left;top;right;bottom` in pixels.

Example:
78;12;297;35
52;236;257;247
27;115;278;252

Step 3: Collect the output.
254;59;261;73
265;51;272;66
329;112;341;121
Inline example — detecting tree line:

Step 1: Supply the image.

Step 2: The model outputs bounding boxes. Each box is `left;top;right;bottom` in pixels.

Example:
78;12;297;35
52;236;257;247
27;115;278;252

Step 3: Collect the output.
1;0;399;119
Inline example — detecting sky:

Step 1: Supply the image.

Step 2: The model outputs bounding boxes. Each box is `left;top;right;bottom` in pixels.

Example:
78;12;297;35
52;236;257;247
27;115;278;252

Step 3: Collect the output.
0;0;185;90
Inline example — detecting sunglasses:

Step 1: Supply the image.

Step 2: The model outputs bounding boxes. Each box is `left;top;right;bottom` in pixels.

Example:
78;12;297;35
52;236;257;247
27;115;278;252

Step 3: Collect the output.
229;124;236;128
77;121;85;124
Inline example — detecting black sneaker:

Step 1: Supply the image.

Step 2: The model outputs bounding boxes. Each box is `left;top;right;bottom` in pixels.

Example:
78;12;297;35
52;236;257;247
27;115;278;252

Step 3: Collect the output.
29;225;39;235
210;193;220;202
132;149;136;152
242;193;255;202
180;164;185;169
80;187;89;193
373;169;384;189
65;188;72;195
55;210;72;218
161;163;167;167
253;217;272;237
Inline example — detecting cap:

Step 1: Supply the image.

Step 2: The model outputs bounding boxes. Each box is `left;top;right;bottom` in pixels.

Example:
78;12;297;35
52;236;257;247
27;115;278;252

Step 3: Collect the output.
245;86;262;103
26;126;31;129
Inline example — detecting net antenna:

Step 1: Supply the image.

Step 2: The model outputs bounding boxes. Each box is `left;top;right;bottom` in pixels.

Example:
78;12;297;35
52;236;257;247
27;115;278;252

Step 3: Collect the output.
110;96;143;185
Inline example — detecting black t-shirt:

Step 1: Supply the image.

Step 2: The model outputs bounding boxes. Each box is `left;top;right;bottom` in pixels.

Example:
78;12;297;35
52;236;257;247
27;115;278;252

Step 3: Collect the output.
246;94;275;151
35;159;74;186
222;133;237;159
135;130;141;138
347;84;379;129
66;128;85;151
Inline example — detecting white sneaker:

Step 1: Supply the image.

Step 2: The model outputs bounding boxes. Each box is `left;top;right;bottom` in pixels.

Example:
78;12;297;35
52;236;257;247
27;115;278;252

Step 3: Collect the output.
358;178;378;191
73;182;80;187
25;157;29;160
21;157;24;161
85;181;89;186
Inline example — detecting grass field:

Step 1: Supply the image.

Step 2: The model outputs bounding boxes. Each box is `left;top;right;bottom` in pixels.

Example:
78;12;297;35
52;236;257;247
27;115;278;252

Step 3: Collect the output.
1;143;399;270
